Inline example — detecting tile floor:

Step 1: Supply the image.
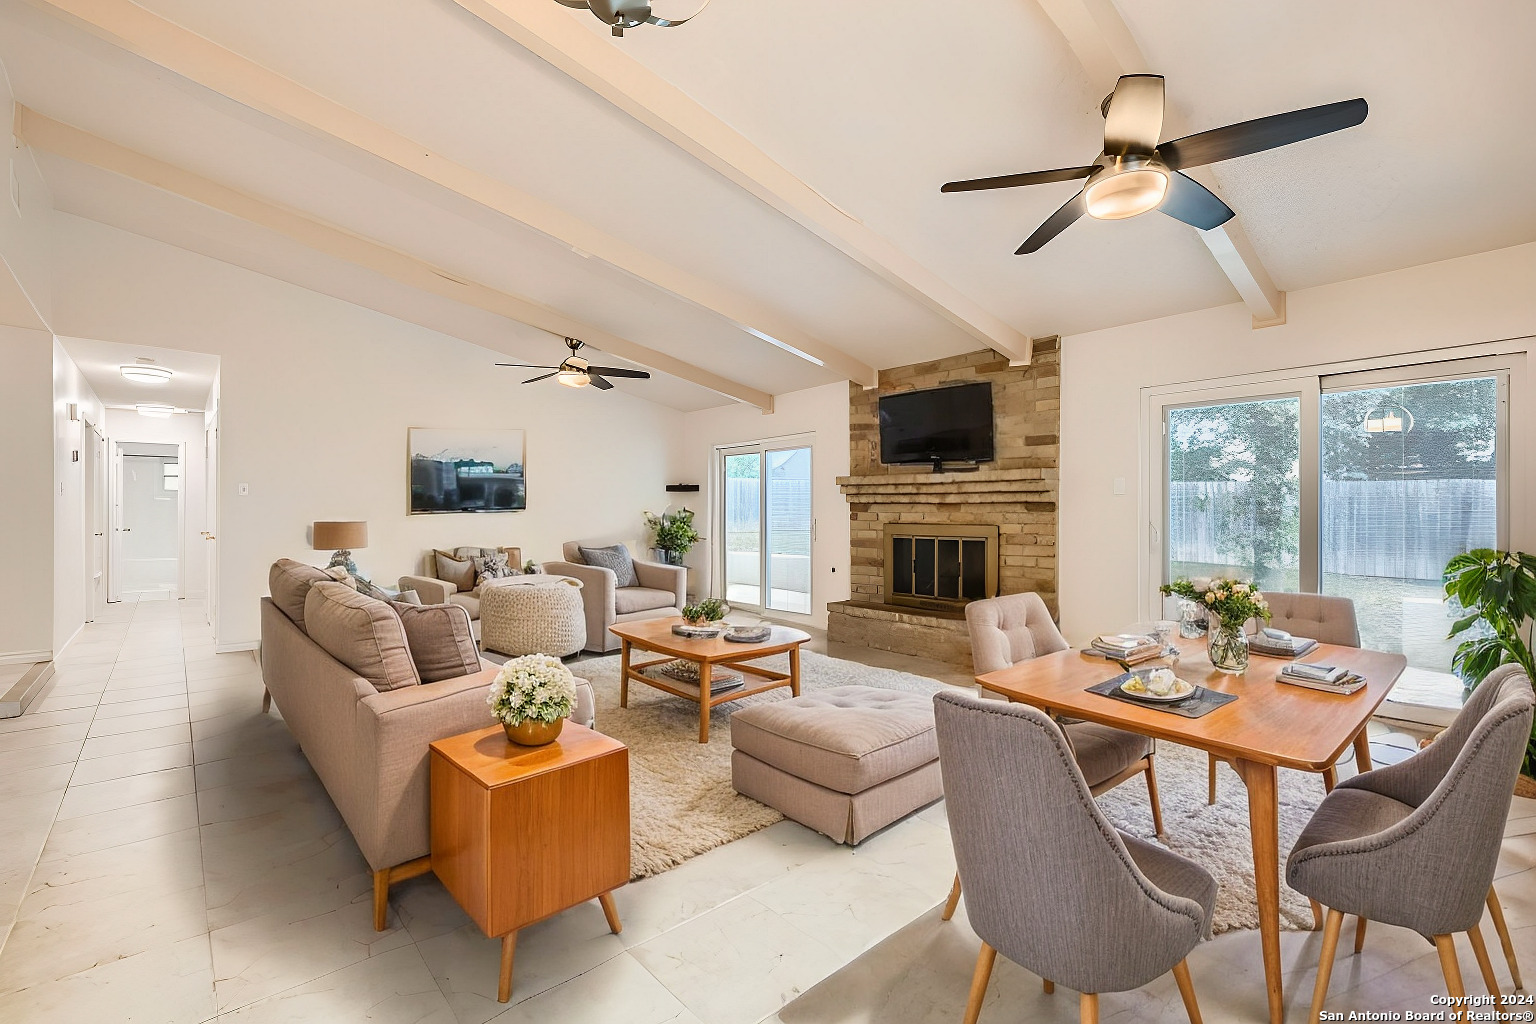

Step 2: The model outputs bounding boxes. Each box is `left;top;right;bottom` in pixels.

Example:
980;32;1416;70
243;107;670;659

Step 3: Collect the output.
0;596;1529;1024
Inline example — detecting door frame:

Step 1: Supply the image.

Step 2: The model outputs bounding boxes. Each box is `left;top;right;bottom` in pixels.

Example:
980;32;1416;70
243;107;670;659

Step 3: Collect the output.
715;435;815;617
110;441;185;601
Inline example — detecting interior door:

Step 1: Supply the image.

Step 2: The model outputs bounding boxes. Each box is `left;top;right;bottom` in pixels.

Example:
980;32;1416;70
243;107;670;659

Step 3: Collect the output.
204;418;218;631
108;442;123;604
85;426;107;619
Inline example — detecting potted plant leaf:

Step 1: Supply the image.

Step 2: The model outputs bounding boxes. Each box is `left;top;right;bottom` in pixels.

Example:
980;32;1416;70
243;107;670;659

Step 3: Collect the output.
1443;549;1536;789
644;507;701;566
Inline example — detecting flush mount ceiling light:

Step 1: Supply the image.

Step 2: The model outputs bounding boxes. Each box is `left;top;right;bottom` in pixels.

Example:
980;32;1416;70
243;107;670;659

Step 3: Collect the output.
941;74;1368;253
553;0;710;37
135;403;176;418
120;362;174;384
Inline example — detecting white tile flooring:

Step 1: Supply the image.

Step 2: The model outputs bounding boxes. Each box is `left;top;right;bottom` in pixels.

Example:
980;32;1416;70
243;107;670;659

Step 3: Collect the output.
0;596;1530;1023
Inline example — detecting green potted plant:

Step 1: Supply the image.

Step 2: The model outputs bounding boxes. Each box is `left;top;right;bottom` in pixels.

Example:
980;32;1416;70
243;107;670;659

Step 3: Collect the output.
1443;549;1536;784
681;597;726;627
1160;577;1271;674
486;654;577;747
645;507;700;566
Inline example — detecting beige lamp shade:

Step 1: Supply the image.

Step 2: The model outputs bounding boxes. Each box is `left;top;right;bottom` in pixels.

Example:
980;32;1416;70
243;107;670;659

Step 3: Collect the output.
312;521;367;550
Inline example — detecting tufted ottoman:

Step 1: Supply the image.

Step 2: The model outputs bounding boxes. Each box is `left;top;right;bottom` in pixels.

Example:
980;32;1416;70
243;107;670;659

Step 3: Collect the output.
730;685;942;845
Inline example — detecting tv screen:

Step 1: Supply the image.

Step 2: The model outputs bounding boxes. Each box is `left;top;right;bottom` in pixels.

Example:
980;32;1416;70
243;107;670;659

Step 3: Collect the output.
879;382;995;465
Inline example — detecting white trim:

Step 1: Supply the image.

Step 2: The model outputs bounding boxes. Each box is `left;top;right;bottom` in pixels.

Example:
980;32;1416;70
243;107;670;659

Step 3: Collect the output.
215;641;260;654
0;650;54;666
54;621;84;660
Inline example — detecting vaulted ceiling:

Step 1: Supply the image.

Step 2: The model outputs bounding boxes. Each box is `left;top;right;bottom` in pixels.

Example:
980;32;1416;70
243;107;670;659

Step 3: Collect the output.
5;0;1533;411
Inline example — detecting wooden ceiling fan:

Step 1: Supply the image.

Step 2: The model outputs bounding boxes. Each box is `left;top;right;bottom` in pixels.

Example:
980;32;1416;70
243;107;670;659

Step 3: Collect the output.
942;75;1368;253
496;337;651;391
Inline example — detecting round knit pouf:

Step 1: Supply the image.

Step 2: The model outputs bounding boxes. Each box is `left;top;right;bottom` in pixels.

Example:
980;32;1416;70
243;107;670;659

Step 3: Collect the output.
480;578;587;657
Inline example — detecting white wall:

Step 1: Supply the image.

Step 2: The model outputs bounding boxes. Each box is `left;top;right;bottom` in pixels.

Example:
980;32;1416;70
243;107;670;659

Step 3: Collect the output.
52;215;683;648
0;87;54;329
1058;242;1536;646
51;340;103;652
0;326;54;660
106;409;208;599
676;381;851;628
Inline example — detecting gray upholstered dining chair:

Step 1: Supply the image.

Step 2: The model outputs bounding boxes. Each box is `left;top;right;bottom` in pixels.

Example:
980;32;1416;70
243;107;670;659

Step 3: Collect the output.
934;691;1214;1024
1287;665;1534;1019
946;592;1167;922
1208;591;1364;804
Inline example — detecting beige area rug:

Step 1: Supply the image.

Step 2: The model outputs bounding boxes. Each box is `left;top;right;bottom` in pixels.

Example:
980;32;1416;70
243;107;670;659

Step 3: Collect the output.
573;649;945;879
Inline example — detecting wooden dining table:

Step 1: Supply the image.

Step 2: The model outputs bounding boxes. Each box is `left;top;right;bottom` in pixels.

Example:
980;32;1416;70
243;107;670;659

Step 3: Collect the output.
974;635;1406;1024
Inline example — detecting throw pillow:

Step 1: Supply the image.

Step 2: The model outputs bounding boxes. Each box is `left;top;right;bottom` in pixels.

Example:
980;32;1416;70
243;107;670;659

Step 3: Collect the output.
578;544;640;588
434;550;476;593
268;558;356;633
394;589;423;606
391;601;481;683
473;551;517;589
303;582;420;691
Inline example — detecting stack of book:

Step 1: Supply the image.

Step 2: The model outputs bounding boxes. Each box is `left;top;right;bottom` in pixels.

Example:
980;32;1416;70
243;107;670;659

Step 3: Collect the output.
1089;634;1164;665
1249;632;1319;658
1277;661;1366;695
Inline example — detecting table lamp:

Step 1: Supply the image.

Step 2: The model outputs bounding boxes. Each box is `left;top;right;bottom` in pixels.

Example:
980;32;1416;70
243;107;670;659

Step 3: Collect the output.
312;521;368;582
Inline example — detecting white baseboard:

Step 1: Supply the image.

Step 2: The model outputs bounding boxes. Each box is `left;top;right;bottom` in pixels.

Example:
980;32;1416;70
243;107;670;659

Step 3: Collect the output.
0;650;54;666
54;622;85;659
215;641;260;654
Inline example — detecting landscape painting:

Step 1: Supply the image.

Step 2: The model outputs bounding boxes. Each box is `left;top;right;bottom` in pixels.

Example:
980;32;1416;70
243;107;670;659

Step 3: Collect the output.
408;428;526;514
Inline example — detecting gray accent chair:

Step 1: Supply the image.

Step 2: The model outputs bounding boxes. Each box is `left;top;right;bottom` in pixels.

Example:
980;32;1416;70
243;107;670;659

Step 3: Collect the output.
1288;666;1534;1018
1209;591;1365;805
933;691;1214;1024
541;540;686;653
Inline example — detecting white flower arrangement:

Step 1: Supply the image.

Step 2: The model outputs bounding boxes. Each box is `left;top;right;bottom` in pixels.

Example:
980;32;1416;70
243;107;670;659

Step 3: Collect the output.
486;654;577;726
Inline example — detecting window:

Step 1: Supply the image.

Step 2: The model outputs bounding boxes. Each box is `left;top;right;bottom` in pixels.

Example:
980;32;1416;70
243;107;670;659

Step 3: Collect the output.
1151;358;1511;715
719;443;813;615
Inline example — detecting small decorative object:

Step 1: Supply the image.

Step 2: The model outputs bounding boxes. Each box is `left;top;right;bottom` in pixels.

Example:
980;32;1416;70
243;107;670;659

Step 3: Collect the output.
523;559;540;574
409;427;525;514
1443;549;1536;779
645;507;701;566
1161;577;1270;674
681;597;726;627
474;551;515;588
724;625;771;644
313;520;371;589
1178;600;1207;638
671;623;722;639
486;654;577;747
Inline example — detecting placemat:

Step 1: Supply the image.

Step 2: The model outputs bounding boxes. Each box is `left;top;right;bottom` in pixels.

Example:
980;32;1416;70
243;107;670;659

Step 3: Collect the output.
1086;673;1238;719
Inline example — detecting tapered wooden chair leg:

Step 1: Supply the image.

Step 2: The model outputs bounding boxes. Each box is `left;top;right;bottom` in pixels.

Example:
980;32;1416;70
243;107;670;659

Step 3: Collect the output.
1079;992;1099;1024
598;892;622;935
1171;959;1203;1024
1043;979;1054;994
261;687;272;713
1309;899;1323;931
1322;765;1338;792
1309;908;1344;1024
942;874;962;922
962;943;996;1024
1487;887;1523;990
1145;756;1166;838
1354;917;1367;954
1207;753;1218;805
1435;934;1467;1001
1468;922;1500;996
372;869;390;931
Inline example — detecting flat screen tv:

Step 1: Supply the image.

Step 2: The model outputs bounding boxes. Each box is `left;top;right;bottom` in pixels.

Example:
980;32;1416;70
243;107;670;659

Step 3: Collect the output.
879;381;994;466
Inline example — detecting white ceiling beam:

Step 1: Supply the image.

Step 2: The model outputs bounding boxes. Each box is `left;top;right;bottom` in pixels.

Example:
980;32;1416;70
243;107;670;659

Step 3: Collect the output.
451;0;1035;365
22;0;875;385
1033;0;1287;327
14;106;775;411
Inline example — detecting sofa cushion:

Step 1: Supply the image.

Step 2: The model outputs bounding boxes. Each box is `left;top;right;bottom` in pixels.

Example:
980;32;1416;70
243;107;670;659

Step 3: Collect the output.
434;551;476;593
579;543;640;588
730;685;938;795
448;592;480;621
304;581;421;692
391;600;481;683
268;558;354;633
614;586;679;615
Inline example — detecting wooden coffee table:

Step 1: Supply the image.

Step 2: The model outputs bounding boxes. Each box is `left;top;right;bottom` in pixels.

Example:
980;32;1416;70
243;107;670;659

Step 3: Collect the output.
429;723;630;1003
609;618;812;742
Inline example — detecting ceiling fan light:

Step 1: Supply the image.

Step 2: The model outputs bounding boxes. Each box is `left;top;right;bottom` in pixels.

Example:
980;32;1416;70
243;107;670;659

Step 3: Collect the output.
1084;167;1169;221
120;364;174;384
557;368;590;388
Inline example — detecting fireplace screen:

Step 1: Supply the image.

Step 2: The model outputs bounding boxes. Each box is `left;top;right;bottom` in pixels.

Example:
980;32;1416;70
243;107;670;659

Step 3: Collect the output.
883;524;998;608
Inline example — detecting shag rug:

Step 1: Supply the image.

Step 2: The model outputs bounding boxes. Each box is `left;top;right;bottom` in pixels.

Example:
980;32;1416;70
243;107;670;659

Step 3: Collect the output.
575;649;944;879
576;650;1328;934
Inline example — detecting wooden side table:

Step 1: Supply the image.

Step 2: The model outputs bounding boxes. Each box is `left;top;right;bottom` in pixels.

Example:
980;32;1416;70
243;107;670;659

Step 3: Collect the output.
429;723;630;1003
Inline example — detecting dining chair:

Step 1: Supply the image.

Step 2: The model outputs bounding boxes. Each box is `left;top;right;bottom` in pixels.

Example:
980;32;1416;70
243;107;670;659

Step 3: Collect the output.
934;691;1214;1024
946;593;1166;922
1287;665;1534;1021
1208;591;1363;805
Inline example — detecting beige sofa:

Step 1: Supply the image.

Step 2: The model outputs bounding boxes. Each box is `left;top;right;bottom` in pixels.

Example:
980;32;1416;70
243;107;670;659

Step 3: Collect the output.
259;559;595;930
542;540;686;653
398;545;522;639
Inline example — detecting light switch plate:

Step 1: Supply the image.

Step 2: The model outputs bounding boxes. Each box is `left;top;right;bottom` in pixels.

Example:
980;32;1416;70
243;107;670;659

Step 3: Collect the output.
1113;477;1126;495
237;483;249;496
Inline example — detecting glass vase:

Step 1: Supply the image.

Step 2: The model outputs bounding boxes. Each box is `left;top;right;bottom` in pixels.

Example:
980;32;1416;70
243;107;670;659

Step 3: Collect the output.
1207;621;1250;674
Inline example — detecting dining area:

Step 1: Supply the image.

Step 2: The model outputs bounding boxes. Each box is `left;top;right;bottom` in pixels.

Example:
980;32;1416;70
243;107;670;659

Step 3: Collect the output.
938;587;1534;1024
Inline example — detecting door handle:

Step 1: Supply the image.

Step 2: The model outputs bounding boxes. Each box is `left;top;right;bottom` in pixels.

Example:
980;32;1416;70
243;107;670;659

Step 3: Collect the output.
121;528;132;532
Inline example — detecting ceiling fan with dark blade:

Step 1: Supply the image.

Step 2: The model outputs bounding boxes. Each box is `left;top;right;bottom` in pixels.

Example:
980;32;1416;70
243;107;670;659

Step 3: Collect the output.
495;337;651;391
942;76;1367;254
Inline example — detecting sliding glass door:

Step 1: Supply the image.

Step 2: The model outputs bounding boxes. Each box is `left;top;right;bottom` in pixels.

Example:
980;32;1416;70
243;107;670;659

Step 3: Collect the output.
720;443;813;615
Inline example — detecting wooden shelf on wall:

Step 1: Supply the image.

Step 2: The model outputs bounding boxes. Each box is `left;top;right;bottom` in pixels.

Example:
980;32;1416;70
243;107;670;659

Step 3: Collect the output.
665;484;701;493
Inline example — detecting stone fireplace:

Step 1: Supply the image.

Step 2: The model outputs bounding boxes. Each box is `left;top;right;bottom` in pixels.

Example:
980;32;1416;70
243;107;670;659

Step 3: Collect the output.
827;343;1059;670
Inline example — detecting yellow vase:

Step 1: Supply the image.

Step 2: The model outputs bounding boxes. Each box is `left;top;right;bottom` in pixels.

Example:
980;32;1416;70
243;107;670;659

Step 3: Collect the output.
504;717;564;747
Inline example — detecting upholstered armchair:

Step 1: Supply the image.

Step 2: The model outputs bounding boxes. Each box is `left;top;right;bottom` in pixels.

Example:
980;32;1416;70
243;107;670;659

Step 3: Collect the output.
1288;666;1533;1015
934;691;1214;1024
542;540;685;653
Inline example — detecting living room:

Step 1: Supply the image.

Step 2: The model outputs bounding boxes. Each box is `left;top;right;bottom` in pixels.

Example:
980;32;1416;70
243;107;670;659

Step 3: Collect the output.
1;2;1533;1023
